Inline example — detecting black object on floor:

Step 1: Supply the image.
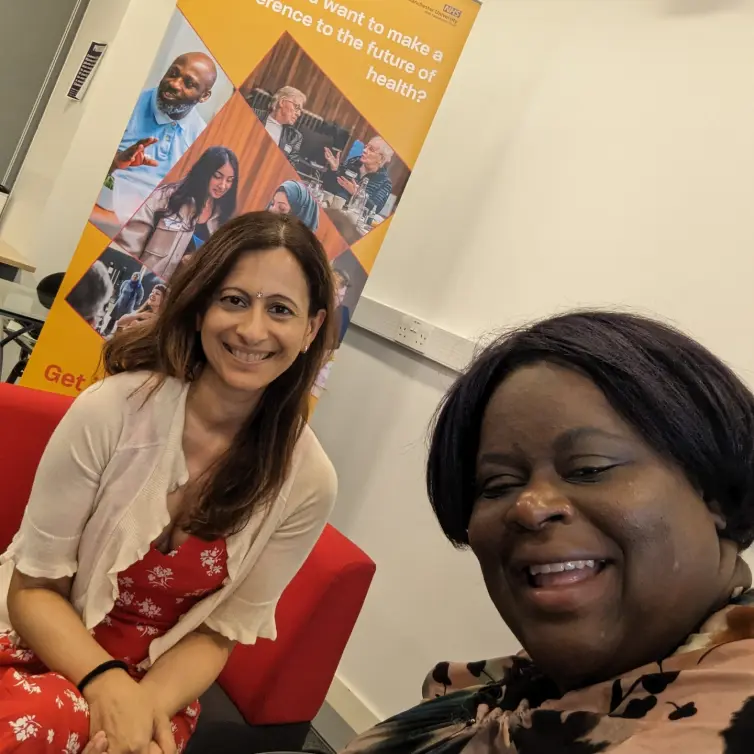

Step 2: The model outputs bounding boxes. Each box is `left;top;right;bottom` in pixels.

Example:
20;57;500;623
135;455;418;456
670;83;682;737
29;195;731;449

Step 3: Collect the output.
185;721;311;754
185;684;313;754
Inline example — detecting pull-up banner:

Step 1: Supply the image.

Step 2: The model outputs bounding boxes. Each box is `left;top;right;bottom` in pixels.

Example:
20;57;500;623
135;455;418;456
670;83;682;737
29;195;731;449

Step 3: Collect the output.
22;0;480;397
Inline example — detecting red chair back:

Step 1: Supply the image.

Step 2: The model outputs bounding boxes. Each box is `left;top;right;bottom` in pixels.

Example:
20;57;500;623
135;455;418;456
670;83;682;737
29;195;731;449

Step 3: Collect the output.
0;383;73;551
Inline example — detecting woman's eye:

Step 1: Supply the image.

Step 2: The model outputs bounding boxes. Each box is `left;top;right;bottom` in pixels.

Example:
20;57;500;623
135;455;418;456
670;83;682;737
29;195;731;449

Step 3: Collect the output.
269;304;294;316
479;479;524;500
221;295;246;308
566;465;615;482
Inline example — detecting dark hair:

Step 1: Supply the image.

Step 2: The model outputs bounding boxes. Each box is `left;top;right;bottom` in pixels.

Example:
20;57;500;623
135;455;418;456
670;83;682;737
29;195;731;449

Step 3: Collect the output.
67;261;113;324
103;212;336;539
427;310;754;550
165;146;239;226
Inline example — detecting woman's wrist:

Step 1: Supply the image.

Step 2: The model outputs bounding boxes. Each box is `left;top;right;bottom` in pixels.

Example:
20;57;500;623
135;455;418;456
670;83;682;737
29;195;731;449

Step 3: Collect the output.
81;664;132;702
78;659;130;694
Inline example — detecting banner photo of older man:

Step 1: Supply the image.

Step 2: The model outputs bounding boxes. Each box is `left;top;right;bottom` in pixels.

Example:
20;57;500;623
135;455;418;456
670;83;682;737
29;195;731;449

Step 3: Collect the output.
240;32;411;242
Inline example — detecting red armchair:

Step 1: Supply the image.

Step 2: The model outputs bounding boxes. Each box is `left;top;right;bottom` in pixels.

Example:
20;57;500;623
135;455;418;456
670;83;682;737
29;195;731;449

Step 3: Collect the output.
0;382;375;749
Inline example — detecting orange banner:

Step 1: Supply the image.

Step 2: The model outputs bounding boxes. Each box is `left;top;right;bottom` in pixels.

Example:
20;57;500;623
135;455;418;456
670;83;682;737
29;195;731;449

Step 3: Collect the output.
22;0;480;396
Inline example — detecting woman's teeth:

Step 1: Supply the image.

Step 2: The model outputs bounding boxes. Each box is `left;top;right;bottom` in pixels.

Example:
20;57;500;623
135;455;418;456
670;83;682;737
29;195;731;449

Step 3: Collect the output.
525;559;607;589
528;560;597;576
230;348;271;363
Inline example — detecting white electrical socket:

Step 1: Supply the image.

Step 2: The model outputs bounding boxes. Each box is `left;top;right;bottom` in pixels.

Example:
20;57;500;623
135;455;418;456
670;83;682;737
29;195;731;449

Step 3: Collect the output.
395;315;433;354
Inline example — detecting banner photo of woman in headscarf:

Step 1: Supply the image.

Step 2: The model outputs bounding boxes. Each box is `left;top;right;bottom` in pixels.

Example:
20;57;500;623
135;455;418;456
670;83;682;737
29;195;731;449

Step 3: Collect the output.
268;180;320;232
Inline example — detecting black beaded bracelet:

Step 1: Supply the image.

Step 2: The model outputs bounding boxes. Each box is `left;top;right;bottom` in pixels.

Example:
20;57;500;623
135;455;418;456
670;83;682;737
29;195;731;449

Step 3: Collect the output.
77;660;129;693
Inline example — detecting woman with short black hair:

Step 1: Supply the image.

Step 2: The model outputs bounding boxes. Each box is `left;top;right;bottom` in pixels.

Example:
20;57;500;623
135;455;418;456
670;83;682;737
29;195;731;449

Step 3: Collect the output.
347;310;754;754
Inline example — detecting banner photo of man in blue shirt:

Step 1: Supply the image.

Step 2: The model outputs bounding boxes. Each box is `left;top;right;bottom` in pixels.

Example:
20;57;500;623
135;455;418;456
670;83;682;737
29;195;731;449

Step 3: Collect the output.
107;53;218;224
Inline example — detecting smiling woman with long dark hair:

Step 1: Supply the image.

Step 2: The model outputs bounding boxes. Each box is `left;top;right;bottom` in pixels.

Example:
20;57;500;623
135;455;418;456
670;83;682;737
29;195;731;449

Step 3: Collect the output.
115;145;240;282
0;212;337;754
346;310;754;754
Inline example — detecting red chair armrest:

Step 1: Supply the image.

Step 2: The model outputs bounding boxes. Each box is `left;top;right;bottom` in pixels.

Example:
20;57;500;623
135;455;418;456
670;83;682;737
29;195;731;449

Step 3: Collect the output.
218;524;375;725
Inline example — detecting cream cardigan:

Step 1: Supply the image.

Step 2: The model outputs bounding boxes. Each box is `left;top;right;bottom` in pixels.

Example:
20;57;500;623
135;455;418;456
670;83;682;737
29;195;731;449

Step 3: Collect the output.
0;371;337;669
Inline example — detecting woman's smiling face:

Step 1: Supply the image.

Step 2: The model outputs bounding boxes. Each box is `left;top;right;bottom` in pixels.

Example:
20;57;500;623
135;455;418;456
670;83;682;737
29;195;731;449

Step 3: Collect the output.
269;191;292;216
147;288;164;309
469;362;739;689
198;247;324;398
208;161;235;200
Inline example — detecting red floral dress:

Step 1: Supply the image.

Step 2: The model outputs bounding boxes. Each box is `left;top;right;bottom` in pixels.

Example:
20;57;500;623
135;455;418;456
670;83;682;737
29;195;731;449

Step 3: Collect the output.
0;535;228;753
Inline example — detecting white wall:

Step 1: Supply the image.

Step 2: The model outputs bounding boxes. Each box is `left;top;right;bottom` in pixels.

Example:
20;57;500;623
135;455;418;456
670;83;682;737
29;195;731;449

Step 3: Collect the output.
313;331;505;727
311;0;754;724
0;0;177;280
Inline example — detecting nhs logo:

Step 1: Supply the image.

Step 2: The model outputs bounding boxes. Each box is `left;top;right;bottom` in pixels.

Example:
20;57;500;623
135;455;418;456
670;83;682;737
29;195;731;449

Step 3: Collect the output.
443;4;462;18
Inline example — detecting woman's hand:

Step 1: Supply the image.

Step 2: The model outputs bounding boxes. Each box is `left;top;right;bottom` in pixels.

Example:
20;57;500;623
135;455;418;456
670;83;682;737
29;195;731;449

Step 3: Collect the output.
83;670;176;754
149;714;176;754
82;731;109;754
